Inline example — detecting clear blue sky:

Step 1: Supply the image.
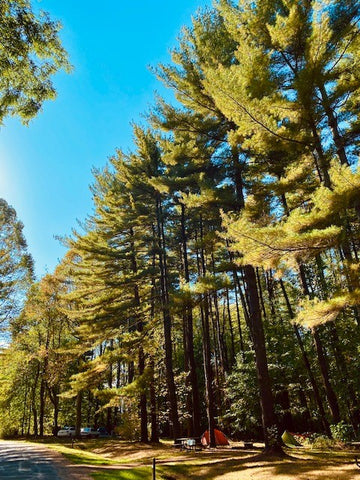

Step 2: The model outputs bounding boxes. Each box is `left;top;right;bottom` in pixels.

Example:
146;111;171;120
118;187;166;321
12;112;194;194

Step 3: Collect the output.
0;0;211;278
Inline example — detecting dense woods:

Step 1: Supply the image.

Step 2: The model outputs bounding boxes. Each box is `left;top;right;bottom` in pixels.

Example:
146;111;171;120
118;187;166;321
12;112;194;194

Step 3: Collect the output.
1;0;360;454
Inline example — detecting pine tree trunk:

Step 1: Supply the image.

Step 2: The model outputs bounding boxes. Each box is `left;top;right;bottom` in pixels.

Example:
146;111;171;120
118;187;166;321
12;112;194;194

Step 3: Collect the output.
317;83;349;166
279;279;331;435
47;385;60;435
155;199;180;440
149;359;159;443
21;381;29;436
313;328;341;424
308;119;332;187
180;203;201;436
39;333;50;437
275;388;294;432
231;150;282;453
114;359;122;427
233;278;246;360
53;400;59;435
256;268;268;321
200;297;217;448
298;264;341;427
243;264;283;453
212;291;228;374
139;347;148;443
198;217;216;448
226;288;236;367
183;314;194;437
107;362;113;434
33;406;38;437
128;362;134;384
298;387;313;431
75;391;82;438
32;363;40;436
265;271;278;320
209;299;221;391
129;228;148;443
39;377;46;437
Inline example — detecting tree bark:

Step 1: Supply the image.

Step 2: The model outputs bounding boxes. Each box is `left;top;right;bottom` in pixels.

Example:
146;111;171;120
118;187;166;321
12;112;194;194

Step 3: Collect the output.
279;279;331;435
155;198;180;440
32;362;40;436
39;376;46;437
149;359;159;443
317;83;349;166
230;149;282;453
313;328;341;424
298;264;341;426
200;298;217;448
75;391;82;438
243;264;282;453
180;203;201;437
226;288;236;367
129;227;148;443
198;216;216;448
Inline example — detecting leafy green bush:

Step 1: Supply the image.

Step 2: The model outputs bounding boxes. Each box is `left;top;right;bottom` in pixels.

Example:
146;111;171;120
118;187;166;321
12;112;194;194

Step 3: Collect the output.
223;354;262;439
330;422;353;443
115;405;140;441
308;434;334;449
0;415;19;439
304;430;350;449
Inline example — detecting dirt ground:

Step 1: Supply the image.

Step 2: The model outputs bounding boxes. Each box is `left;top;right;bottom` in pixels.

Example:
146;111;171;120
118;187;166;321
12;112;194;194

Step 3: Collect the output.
196;451;358;480
26;438;360;479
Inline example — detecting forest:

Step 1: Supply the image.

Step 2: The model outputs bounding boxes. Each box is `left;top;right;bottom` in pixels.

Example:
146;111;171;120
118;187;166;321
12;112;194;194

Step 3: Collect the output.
1;0;360;456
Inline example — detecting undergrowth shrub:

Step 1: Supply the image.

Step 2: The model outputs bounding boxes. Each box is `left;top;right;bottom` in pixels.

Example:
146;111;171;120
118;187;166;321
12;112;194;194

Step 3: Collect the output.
330;422;353;443
0;416;18;439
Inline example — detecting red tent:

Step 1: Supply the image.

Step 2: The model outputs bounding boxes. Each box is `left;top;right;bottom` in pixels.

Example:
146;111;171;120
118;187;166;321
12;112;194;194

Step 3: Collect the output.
201;428;230;446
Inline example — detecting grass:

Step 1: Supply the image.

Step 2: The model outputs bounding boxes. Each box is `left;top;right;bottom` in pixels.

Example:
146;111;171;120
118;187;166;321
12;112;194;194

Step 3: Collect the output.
90;464;188;480
26;439;120;465
91;467;154;480
19;437;360;479
54;446;118;465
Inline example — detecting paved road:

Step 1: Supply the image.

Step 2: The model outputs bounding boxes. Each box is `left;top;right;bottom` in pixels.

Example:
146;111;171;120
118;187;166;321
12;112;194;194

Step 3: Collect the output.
0;441;82;479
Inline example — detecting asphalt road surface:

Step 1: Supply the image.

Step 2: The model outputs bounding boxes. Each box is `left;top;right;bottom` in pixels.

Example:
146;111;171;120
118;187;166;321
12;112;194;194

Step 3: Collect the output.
0;441;79;479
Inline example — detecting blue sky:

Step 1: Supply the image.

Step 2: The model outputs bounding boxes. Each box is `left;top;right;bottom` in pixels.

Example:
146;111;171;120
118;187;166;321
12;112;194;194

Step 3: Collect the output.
0;0;211;278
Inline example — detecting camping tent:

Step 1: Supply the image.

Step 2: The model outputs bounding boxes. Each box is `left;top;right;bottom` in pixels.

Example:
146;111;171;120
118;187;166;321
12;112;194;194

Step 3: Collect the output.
281;430;302;447
201;428;230;446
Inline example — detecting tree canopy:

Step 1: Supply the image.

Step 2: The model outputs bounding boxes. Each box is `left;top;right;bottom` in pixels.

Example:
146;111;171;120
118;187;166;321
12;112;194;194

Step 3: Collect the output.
0;198;34;330
0;0;70;124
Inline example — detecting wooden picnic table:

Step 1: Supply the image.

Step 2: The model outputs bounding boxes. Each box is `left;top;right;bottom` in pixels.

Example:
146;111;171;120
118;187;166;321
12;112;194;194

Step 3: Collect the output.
243;441;253;449
175;437;201;451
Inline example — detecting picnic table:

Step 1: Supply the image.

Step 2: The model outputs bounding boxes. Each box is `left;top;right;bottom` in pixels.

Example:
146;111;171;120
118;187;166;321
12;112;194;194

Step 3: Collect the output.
175;437;201;451
243;441;253;449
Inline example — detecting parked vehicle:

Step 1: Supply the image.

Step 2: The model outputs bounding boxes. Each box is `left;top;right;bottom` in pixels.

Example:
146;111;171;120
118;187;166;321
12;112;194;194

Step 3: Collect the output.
80;427;100;438
57;426;76;437
97;427;110;437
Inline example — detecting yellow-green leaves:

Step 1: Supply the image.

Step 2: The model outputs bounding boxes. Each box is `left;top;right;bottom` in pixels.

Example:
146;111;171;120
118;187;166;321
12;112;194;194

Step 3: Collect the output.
223;210;341;271
296;290;360;328
306;0;332;71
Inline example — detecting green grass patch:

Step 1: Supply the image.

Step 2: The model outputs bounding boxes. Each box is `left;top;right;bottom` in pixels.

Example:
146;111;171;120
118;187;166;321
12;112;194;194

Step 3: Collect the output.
90;465;187;480
46;444;118;465
91;467;158;480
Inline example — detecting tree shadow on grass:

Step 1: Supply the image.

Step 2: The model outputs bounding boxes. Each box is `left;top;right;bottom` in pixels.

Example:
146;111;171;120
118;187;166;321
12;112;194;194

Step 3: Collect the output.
63;446;359;479
161;451;359;480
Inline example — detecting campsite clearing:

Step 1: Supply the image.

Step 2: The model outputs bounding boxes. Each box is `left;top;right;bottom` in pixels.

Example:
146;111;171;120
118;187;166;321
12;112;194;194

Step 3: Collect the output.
22;437;360;479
